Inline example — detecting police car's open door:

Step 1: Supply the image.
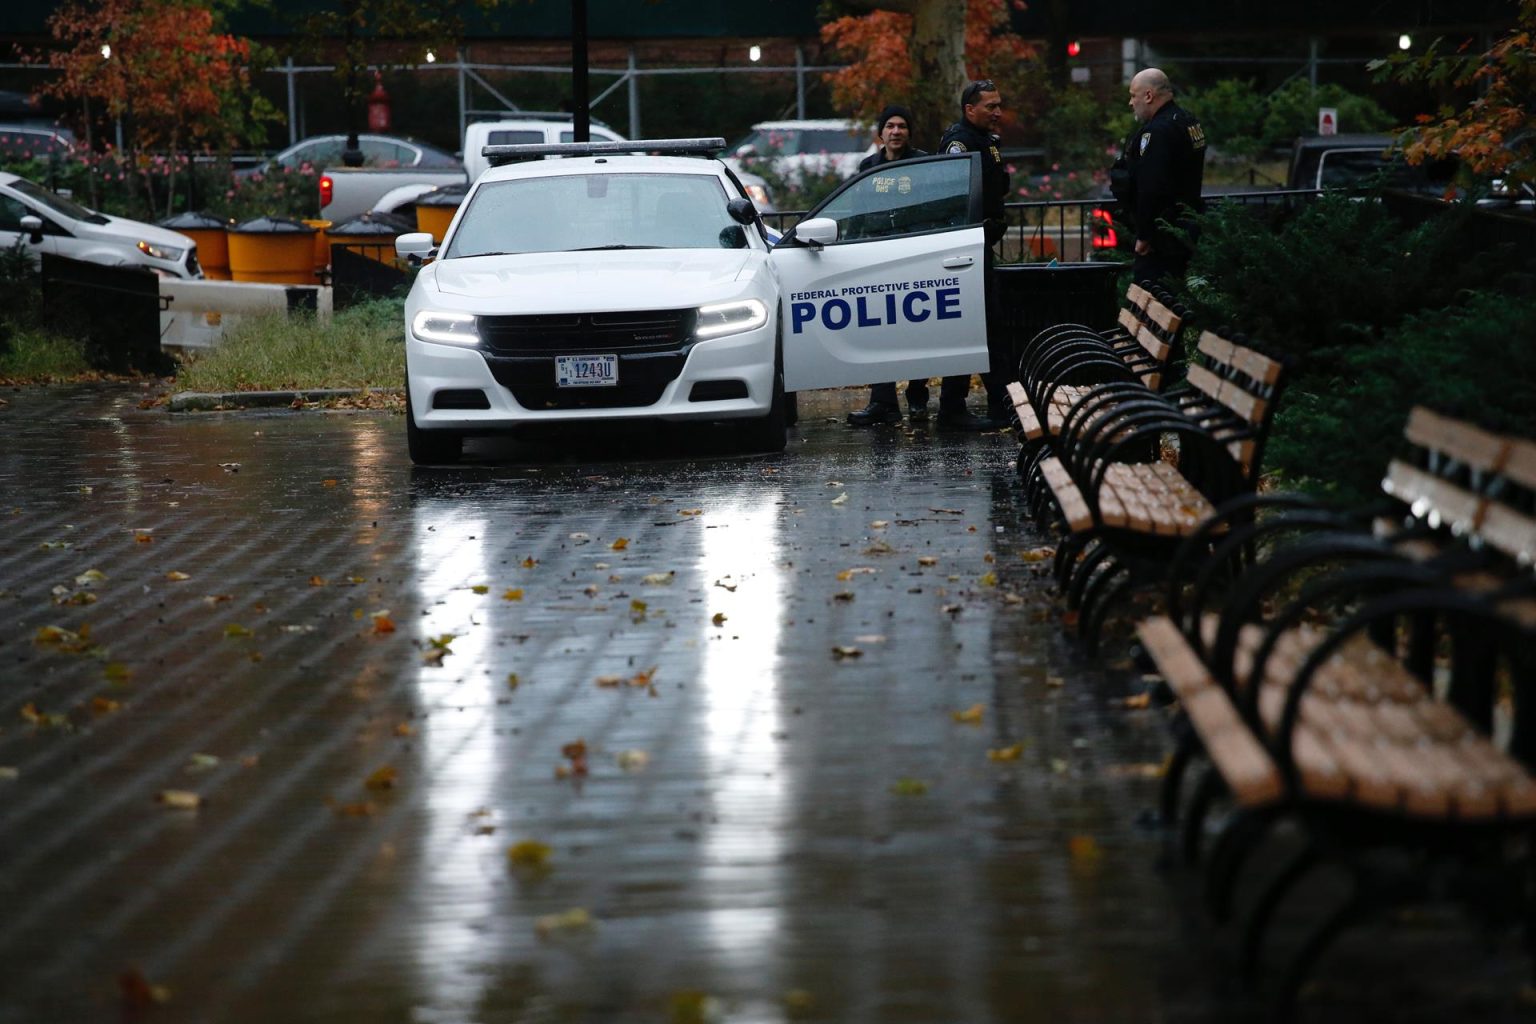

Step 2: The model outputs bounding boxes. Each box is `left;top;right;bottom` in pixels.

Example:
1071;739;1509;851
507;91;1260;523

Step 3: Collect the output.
770;153;990;392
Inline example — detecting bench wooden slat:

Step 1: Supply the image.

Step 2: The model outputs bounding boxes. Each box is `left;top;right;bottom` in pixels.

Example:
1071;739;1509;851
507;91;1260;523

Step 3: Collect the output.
1403;406;1511;473
1125;282;1152;311
1143;298;1181;335
1382;460;1487;535
1039;457;1092;533
1501;438;1536;491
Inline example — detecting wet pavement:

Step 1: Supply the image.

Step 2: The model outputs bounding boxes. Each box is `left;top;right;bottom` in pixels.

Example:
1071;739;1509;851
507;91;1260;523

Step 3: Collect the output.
0;384;1532;1023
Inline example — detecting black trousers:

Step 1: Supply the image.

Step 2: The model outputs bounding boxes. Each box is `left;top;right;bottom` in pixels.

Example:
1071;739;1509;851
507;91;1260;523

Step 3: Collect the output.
937;248;1006;413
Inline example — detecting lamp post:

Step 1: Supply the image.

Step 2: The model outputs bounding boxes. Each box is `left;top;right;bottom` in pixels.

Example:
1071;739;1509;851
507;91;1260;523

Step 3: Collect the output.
572;0;589;142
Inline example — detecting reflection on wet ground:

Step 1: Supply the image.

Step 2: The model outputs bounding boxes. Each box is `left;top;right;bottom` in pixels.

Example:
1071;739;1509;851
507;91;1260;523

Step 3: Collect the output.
0;385;1531;1023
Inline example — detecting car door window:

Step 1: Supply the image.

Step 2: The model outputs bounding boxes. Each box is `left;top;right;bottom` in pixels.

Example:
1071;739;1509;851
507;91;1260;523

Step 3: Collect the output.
0;195;28;231
488;130;543;147
361;139;406;167
807;156;974;242
283;139;342;170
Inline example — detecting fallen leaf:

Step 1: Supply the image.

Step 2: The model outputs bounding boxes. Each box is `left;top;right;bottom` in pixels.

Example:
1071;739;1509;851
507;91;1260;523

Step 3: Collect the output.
74;568;107;586
521;556;538;568
1068;834;1103;865
90;696;120;715
617;749;650;772
364;764;397;790
185;753;220;773
978;571;998;587
1050;757;1070;775
987;743;1025;761
165;571;191;582
611;537;629;550
595;674;623;688
329;800;377;817
569;532;590;543
218;462;240;472
223;623;254;638
941;604;962;616
830;493;849;506
203;594;233;606
0;766;18;781
583;584;599;597
502;588;524;601
1020;546;1055;563
870;520;888;529
508;839;552;868
471;584;489;595
890;778;928;796
679;508;704;517
711;612;727;626
831;645;863;659
119;968;171;1011
641;572;675;585
1119;692;1152;709
507;672;520;690
713;577;737;592
534;907;592;937
1105;762;1166;779
1045;676;1065;688
308;575;327;587
669;990;718;1024
103;662;132;684
322;478;338;487
952;703;985;725
917;556;938;567
833;591;855;602
156;789;201;810
929;507;964;515
133;529;154;544
421;648;447;666
369;611;396;634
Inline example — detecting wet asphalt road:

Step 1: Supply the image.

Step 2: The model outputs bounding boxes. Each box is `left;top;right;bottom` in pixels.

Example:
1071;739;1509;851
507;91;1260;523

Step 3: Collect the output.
1;384;1531;1023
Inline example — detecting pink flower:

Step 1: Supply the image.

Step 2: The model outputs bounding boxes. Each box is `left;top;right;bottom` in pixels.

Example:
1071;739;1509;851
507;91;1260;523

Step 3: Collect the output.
1068;171;1077;180
1051;162;1060;171
1041;175;1051;183
225;189;235;198
1005;164;1016;174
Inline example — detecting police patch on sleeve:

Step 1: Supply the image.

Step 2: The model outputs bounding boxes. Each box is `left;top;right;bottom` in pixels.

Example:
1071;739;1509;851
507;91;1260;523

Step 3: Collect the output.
1139;132;1151;154
946;141;968;154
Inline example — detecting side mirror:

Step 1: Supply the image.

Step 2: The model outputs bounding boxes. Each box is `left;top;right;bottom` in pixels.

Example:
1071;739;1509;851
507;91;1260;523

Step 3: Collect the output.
795;217;838;248
19;214;43;244
395;231;438;264
726;197;757;225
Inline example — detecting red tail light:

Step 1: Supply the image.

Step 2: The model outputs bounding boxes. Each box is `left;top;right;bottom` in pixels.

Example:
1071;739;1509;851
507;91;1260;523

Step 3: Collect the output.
319;175;333;208
1090;207;1117;249
1093;207;1118;248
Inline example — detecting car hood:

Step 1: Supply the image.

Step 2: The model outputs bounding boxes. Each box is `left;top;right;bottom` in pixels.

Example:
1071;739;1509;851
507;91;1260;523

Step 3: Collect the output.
428;249;760;310
84;216;194;250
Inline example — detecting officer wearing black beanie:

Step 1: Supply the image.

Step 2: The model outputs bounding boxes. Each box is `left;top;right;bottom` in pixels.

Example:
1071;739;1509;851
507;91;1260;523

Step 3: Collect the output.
848;103;933;426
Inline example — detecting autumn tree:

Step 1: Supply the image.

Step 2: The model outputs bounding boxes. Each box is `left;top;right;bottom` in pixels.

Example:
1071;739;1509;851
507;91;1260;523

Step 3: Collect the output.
822;0;1034;146
1372;0;1536;189
40;0;275;215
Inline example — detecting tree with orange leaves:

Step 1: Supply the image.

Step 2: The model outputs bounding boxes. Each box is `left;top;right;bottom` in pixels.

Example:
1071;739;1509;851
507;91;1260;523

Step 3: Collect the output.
822;0;1034;146
1372;0;1535;191
39;0;275;215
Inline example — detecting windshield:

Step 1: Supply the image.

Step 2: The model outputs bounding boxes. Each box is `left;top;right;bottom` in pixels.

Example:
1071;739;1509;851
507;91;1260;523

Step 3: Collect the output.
444;172;749;257
8;176;106;224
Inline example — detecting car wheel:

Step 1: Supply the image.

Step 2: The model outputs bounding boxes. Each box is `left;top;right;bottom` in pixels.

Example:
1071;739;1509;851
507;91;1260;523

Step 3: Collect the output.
406;385;463;465
737;361;787;454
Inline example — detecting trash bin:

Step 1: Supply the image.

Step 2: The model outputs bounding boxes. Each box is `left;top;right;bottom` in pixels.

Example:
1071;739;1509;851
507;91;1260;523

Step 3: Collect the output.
328;212;412;268
159;211;230;280
302;218;332;277
993;261;1124;374
415;184;467;243
227;216;318;285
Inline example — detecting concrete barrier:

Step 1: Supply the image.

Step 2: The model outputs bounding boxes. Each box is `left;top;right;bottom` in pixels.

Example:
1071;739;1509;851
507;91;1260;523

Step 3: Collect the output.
158;279;333;350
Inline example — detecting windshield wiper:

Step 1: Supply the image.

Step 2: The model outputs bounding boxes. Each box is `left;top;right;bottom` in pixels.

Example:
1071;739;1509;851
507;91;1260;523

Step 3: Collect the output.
571;244;661;251
458;251;516;259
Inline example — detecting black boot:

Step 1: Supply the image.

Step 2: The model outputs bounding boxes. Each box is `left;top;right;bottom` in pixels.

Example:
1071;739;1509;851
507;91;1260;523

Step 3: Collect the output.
847;402;902;427
936;407;1003;432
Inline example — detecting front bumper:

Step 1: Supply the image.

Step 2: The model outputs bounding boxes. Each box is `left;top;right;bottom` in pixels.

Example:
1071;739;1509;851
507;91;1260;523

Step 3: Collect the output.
405;323;776;432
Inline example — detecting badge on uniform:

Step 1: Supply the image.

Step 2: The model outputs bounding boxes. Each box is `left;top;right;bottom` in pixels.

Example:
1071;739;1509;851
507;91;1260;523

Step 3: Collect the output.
1140;132;1151;154
946;141;967;154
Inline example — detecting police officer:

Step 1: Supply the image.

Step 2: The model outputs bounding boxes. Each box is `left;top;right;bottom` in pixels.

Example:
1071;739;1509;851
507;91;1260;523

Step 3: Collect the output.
848;103;933;427
1119;68;1206;284
932;79;1010;432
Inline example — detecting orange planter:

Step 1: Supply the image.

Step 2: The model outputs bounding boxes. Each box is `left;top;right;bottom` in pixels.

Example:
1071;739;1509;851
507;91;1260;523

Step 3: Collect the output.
302;219;332;275
227;217;318;285
328;214;408;267
158;212;230;280
415;203;458;243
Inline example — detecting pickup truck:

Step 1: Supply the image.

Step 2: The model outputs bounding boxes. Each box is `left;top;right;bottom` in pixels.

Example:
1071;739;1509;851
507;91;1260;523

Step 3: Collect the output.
318;165;467;225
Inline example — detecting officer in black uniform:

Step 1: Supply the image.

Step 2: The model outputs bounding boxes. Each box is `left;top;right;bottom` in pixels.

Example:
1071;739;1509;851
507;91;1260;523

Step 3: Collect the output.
847;104;934;426
932;79;1010;432
1118;67;1206;285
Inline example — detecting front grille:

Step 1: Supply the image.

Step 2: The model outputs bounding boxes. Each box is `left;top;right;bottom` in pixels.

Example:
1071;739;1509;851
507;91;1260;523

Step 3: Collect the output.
477;309;697;357
486;352;686;409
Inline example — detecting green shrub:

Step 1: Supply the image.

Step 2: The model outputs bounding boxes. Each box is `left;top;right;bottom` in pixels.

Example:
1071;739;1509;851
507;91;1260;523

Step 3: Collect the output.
1182;79;1268;157
1269;290;1536;501
1260;79;1395;150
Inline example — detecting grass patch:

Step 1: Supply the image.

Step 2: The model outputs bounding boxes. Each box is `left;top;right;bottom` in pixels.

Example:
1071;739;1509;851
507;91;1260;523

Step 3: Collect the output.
174;297;405;394
0;326;92;380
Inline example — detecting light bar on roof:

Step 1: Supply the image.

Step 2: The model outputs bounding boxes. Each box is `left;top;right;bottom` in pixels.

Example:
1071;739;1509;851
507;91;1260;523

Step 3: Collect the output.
483;137;727;167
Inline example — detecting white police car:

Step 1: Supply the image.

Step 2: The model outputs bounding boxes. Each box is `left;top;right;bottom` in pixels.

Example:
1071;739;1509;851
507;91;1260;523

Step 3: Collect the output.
396;137;990;464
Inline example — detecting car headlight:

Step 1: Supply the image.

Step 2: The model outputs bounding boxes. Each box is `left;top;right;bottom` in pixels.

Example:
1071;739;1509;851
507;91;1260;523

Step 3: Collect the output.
137;240;185;261
744;184;771;208
695;299;767;340
411;310;480;346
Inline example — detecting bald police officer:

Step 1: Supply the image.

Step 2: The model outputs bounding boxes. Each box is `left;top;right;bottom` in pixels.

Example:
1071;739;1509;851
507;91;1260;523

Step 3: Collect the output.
929;79;1010;432
1120;68;1206;284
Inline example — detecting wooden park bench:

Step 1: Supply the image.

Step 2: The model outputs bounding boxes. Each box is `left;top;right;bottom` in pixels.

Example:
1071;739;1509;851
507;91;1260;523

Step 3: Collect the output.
1006;281;1185;443
1021;330;1287;651
1133;409;1536;1011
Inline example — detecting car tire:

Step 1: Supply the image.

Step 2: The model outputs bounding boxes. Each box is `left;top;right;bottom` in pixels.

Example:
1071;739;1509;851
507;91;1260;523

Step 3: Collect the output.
406;385;463;465
737;362;787;454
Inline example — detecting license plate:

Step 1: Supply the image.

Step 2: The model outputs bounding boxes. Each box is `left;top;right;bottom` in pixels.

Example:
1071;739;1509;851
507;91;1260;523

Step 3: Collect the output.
555;354;619;388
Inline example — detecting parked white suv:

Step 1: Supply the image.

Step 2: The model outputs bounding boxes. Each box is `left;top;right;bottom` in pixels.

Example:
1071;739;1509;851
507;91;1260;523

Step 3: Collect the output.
724;119;877;186
0;172;201;278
